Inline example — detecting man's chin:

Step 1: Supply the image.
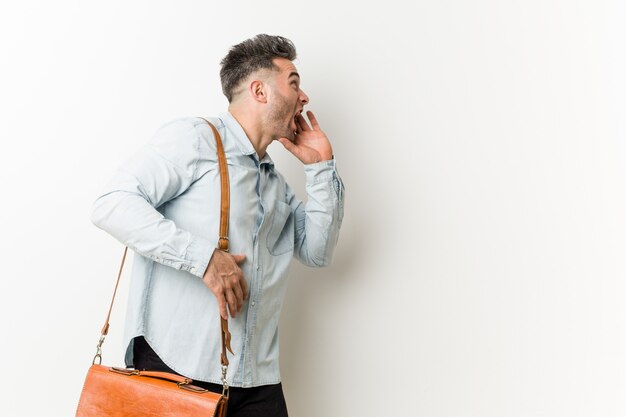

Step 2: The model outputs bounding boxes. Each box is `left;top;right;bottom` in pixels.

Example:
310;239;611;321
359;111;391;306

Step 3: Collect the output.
282;129;296;142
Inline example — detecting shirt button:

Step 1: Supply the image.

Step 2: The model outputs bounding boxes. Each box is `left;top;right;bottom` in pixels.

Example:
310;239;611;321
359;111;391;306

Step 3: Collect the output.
256;265;260;271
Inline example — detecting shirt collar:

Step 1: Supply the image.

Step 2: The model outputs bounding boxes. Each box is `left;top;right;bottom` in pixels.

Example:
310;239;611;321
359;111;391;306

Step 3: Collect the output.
217;110;274;167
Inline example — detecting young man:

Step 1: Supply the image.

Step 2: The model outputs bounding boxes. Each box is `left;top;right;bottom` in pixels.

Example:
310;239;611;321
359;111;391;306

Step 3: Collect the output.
89;34;345;416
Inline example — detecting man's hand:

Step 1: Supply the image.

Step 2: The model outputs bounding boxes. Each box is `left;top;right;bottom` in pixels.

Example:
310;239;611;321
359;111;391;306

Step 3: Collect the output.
202;250;248;320
278;110;333;164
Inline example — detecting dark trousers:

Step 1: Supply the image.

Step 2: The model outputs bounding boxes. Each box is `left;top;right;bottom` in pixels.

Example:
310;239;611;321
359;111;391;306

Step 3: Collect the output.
132;336;288;417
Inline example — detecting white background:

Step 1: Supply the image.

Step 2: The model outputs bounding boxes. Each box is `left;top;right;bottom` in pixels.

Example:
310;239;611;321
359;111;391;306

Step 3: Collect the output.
1;1;625;416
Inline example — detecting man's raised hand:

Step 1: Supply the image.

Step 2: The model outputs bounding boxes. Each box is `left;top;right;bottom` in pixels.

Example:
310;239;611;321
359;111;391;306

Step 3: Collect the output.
278;110;333;164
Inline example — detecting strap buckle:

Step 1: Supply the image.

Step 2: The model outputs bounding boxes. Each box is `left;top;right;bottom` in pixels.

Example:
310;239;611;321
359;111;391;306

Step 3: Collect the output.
218;236;229;252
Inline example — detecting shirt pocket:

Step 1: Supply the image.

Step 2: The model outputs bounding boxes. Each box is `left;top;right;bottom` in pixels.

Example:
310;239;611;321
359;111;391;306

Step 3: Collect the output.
266;200;295;256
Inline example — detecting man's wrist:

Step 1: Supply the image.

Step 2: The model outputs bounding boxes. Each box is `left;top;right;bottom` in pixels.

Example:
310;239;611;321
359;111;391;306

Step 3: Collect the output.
304;154;332;164
185;235;217;278
304;158;337;183
319;153;333;162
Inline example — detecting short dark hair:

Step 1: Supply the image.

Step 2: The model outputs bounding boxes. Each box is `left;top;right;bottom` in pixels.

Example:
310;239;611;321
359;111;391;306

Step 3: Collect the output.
220;34;297;103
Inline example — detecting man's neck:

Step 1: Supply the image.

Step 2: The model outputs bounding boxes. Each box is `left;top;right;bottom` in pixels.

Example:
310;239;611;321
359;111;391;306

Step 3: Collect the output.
228;105;273;159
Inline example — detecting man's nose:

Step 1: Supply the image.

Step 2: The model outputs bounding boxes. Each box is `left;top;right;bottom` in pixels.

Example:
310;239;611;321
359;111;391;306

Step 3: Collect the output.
299;89;309;105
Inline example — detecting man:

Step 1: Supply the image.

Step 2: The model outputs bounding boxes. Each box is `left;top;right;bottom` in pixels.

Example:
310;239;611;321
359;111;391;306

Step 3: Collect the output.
89;34;344;416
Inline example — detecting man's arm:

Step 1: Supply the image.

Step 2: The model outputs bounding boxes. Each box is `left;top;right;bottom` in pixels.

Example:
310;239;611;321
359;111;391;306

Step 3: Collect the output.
287;159;345;267
89;119;216;277
277;110;345;266
90;118;248;318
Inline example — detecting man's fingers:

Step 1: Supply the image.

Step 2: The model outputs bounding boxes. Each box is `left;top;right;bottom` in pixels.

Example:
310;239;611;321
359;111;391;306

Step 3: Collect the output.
225;289;238;318
296;114;311;131
278;137;303;159
278;137;296;151
232;253;246;264
205;254;247;318
216;292;228;321
232;281;244;310
306;110;321;131
294;115;302;133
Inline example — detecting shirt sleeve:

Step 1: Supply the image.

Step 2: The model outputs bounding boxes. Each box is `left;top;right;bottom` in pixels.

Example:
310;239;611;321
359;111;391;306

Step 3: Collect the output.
287;158;345;267
89;118;216;278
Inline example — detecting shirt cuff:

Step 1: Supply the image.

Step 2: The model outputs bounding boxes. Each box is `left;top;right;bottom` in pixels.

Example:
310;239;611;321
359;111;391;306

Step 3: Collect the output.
183;234;216;278
304;158;337;184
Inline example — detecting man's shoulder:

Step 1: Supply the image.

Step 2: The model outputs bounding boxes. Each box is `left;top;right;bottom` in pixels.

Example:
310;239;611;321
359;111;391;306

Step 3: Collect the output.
152;116;221;149
156;116;217;132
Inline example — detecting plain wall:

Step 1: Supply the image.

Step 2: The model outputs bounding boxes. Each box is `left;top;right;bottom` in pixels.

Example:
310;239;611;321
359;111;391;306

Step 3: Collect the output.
1;1;625;415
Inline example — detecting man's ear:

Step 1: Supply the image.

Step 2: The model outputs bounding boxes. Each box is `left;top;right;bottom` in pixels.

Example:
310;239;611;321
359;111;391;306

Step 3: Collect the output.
249;79;268;104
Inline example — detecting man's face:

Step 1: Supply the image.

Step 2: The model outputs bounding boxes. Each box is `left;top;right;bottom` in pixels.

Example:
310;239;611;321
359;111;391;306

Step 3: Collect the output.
265;58;310;141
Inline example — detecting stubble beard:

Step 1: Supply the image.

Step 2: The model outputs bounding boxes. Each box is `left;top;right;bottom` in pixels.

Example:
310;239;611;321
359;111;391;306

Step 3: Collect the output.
267;92;296;142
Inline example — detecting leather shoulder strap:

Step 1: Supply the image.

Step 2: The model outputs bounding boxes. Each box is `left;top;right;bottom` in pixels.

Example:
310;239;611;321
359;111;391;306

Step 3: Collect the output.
200;118;234;366
95;117;233;369
201;119;230;252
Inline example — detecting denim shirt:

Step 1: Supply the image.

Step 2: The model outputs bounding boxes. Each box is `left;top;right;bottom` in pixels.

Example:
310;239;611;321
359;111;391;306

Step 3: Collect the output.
89;111;345;387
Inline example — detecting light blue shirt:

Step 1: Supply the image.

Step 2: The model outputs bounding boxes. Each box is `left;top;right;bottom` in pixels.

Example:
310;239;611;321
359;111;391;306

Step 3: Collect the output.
89;111;345;387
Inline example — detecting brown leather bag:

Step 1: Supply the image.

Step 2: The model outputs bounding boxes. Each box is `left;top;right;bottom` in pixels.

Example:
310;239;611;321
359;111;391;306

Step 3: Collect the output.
76;119;233;417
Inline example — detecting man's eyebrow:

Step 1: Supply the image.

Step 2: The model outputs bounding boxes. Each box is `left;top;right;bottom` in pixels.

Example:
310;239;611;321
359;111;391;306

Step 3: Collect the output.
288;72;300;80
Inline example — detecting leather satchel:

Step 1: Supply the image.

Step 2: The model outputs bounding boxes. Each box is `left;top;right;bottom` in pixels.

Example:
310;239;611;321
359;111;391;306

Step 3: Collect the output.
76;119;234;417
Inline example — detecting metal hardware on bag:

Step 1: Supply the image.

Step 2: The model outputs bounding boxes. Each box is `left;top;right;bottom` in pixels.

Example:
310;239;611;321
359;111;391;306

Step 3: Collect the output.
179;383;209;393
110;367;140;376
92;335;106;365
221;364;229;398
109;368;207;392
